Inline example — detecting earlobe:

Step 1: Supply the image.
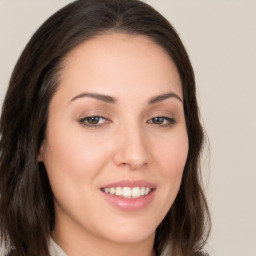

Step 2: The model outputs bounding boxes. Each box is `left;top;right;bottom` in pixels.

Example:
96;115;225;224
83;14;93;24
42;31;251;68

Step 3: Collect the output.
37;142;45;162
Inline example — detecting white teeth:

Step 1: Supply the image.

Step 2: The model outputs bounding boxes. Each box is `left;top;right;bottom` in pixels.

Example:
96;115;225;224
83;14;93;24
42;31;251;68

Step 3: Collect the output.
132;187;141;198
123;187;132;198
103;186;152;198
110;187;115;195
115;187;122;196
105;188;110;193
140;187;145;196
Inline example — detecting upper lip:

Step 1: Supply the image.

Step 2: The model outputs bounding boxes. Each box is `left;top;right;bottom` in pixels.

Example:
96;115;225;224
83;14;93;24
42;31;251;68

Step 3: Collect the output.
100;180;156;189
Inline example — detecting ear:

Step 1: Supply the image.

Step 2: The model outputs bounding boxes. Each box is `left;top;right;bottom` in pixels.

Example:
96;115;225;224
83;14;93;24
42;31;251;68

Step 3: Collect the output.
37;141;45;162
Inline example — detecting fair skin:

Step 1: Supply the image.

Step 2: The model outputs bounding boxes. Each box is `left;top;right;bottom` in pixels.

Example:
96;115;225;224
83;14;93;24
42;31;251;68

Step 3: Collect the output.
39;33;189;256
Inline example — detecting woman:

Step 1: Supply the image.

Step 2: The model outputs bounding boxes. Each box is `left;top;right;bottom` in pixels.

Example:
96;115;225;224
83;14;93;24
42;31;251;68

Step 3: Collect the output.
0;0;210;255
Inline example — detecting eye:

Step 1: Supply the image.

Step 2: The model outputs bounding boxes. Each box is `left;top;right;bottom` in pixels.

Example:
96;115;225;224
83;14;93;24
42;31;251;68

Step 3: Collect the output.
148;116;176;127
79;116;109;127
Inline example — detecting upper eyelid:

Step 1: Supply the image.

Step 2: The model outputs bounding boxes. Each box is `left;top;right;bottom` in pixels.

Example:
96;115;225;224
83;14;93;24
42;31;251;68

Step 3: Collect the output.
77;110;110;119
147;112;176;119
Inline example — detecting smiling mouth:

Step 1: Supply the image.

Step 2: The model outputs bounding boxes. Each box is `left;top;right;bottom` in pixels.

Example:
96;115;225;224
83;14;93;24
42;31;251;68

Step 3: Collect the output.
101;187;153;199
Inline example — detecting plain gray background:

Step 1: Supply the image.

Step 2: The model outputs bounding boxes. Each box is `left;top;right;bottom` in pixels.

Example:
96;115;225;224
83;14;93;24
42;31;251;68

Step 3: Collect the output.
0;1;256;255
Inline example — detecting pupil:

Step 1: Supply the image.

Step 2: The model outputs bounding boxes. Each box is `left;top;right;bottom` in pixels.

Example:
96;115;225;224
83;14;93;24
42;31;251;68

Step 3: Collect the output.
88;116;99;124
153;117;163;124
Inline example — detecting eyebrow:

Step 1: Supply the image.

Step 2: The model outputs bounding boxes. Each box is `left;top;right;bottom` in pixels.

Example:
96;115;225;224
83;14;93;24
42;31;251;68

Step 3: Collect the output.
148;92;183;104
70;92;182;104
70;93;116;103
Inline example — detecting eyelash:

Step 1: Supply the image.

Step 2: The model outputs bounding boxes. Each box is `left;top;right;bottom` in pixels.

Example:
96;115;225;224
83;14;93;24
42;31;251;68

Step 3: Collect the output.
79;116;176;128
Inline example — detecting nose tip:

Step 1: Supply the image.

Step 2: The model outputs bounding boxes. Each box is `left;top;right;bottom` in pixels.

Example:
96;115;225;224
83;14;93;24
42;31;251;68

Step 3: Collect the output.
113;130;151;170
118;153;148;170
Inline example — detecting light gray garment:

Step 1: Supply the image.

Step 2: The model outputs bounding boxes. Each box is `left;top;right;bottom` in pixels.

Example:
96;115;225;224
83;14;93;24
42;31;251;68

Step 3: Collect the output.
49;239;67;256
0;243;7;256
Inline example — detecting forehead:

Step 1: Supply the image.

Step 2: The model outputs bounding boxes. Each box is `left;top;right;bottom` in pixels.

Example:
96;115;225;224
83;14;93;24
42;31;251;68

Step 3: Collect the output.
57;32;182;101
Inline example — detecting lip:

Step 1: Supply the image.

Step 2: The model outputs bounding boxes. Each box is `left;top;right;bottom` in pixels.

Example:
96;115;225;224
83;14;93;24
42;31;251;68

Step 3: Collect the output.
100;180;156;211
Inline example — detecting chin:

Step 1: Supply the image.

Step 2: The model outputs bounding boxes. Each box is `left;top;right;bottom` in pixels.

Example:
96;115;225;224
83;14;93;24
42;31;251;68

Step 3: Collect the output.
106;231;155;244
97;220;157;244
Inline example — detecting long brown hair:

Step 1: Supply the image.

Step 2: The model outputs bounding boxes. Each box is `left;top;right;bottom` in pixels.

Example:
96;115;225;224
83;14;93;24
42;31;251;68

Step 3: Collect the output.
0;0;210;255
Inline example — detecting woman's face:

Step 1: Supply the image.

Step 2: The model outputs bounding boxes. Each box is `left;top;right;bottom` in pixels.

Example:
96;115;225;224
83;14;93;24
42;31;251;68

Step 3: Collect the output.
40;33;188;247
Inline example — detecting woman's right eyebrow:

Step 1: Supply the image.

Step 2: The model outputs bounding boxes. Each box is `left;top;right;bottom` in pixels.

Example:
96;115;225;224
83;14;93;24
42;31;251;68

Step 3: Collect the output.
70;92;117;104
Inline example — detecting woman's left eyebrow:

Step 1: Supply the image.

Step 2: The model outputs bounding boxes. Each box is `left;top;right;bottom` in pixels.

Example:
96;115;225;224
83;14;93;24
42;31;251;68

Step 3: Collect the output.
148;92;183;104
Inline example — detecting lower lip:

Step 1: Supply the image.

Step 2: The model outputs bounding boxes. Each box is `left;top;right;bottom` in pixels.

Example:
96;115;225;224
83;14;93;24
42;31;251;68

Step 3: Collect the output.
101;190;156;211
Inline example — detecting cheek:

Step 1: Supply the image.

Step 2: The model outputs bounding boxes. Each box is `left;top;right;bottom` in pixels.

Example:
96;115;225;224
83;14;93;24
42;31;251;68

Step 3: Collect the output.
152;128;188;204
154;130;189;176
144;129;188;223
42;127;113;214
44;126;112;181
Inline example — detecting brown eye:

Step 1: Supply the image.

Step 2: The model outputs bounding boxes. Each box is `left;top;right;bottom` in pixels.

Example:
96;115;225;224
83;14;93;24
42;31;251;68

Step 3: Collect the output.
86;116;101;124
152;117;165;124
79;116;107;127
148;116;176;127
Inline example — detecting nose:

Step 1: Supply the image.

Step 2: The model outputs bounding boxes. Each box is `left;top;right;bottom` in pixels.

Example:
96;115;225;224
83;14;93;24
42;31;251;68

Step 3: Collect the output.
113;125;151;170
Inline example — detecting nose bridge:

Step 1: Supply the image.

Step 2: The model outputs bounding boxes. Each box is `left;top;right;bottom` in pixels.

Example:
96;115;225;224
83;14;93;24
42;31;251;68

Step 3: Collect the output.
113;119;150;169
